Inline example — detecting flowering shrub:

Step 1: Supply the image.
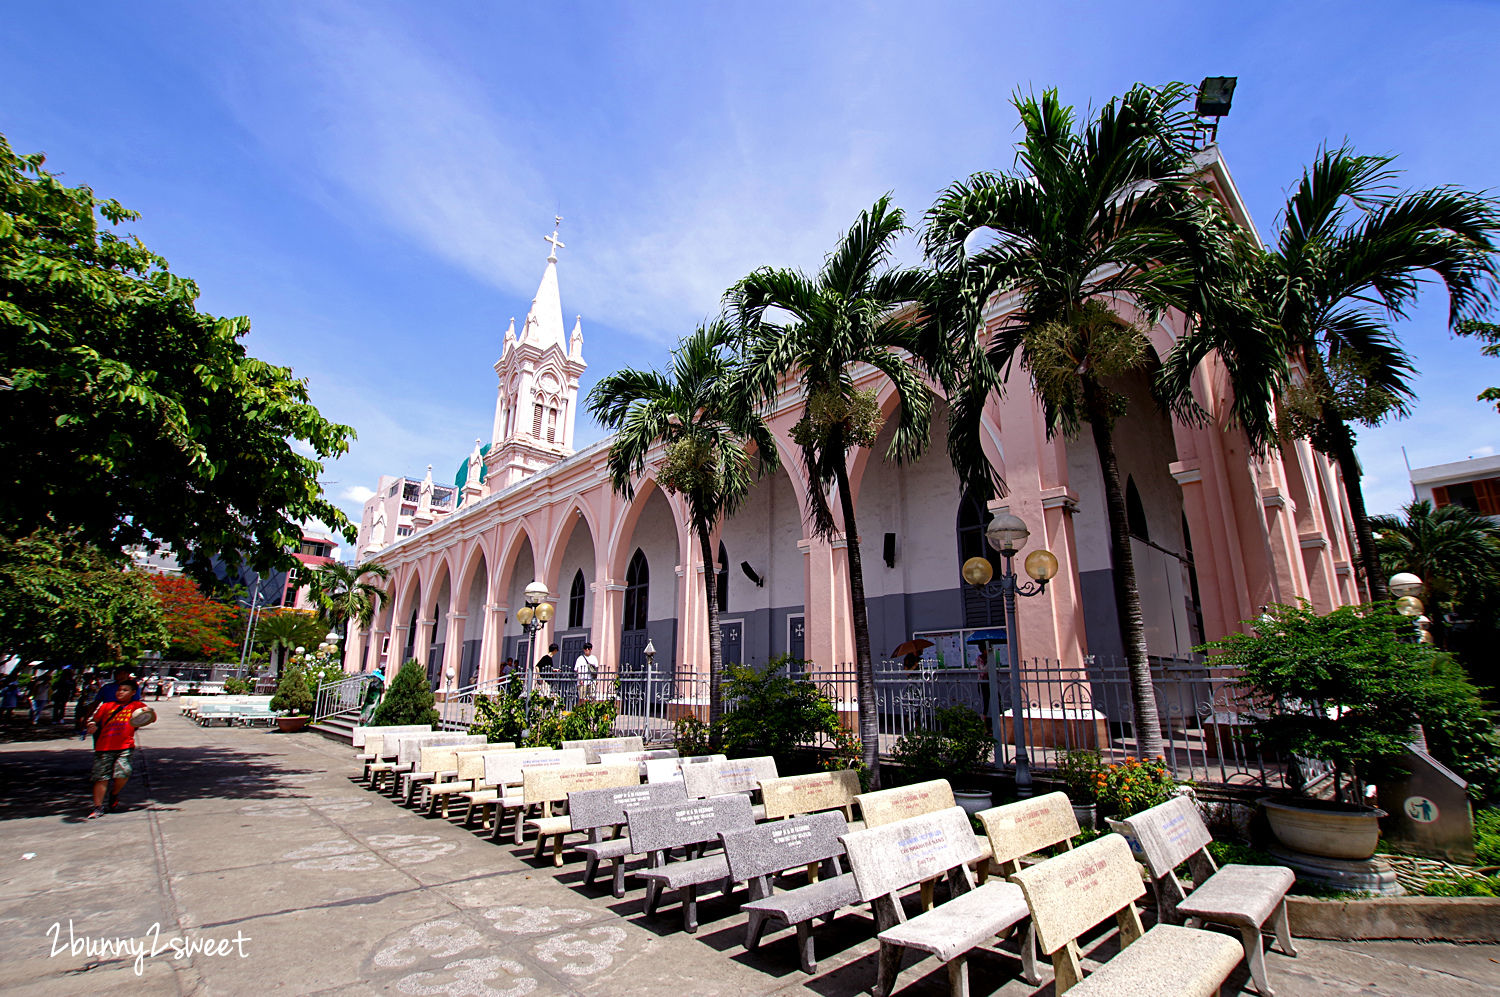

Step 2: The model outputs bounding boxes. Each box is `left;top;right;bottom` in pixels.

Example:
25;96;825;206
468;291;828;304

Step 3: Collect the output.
1057;749;1104;803
1094;756;1176;817
471;676;616;747
821;726;870;791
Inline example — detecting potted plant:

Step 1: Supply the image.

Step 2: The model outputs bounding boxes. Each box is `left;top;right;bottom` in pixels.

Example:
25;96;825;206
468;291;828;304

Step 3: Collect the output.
1057;749;1104;829
892;705;993;814
269;664;315;732
1201;602;1427;860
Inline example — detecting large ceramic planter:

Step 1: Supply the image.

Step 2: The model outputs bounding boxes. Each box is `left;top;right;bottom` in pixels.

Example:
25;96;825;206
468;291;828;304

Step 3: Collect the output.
277;715;310;733
953;790;992;818
1071;801;1098;831
1260;796;1386;860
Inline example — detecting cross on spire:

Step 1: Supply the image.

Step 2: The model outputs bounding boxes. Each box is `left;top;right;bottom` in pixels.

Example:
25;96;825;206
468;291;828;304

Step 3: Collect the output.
544;216;565;262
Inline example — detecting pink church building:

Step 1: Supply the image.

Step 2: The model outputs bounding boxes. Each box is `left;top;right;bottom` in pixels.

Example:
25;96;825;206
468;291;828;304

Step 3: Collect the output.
344;156;1365;702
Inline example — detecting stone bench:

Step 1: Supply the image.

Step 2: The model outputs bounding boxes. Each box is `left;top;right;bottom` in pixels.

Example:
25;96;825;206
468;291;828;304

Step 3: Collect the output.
723;810;860;973
390;734;486;798
418;744;516;813
454;748;541;825
1010;833;1242;996
521;764;641;865
644;753;726;784
355;725;432;779
843;806;1033;997
571;782;689;897
856;779;994;908
403;740;492;804
598;748;679;778
681;755;778;820
975;791;1082;983
367;731;457;791
630;794;756;933
759;769;861;824
561;735;644;764
475;748;588;844
1121;797;1296;996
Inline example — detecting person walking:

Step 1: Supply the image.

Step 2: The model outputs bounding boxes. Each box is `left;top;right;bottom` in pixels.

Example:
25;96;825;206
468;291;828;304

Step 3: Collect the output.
28;672;49;725
1;675;19;722
74;676;101;735
52;667;77;724
574;642;599;702
84;679;152;818
92;667;143;709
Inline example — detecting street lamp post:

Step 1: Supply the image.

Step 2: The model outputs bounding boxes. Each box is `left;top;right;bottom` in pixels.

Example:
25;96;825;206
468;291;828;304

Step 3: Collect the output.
960;512;1059;798
237;580;265;678
514;580;555;741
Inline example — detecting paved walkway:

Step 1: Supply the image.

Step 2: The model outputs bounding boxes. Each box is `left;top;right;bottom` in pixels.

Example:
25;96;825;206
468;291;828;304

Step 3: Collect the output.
3;708;1499;996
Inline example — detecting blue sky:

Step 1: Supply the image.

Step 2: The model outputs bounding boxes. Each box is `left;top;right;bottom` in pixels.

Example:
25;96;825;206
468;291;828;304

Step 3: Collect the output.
5;1;1499;543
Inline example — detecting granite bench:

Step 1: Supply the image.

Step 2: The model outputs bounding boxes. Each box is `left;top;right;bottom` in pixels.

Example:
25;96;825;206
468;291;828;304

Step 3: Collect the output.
644;753;726;784
418;744;515;813
843;806;1033;997
1121;797;1296;996
390;734;486;798
856;779;994;909
630;793;756;933
366;731;457;791
355;725;432;779
561;735;645;764
521;764;641;864
477;748;588;844
723;810;860;973
759;769;861;824
680;755;778;820
402;739;491;804
598;748;679;777
1010;833;1243;996
453;748;540;825
571;781;689;897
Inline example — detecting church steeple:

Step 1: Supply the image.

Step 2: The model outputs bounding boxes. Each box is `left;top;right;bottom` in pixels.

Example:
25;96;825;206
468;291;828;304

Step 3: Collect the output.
486;218;588;492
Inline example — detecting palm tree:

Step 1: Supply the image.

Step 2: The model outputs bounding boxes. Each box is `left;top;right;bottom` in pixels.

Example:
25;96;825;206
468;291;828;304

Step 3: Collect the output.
921;83;1245;759
305;561;390;635
1372;499;1500;648
586;320;778;731
1167;148;1500;601
255;609;325;675
728;195;933;787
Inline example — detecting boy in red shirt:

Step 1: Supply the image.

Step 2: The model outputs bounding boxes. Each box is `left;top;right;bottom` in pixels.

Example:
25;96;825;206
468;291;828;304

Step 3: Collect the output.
85;679;148;819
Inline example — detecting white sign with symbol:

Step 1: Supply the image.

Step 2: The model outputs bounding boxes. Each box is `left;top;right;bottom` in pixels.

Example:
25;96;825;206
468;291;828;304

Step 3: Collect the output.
1403;795;1438;823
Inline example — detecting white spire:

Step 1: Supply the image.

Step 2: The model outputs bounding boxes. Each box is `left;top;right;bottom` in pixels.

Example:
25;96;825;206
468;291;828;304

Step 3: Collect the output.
503;316;516;354
569;315;584;360
519;218;567;352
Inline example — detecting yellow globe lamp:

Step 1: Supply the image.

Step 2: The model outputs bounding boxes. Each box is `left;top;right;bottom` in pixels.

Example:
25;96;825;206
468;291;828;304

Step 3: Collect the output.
1024;549;1059;583
961;556;994;587
536;602;555;623
515;606;534;625
1394;595;1424;618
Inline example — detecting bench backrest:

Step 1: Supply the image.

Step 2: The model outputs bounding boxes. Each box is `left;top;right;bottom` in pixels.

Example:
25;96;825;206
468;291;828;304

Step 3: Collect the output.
420;742;511;776
759;769;860;821
627;793;755;854
456;748;511;784
598;748;678;767
721;810;849;883
397;733;486;769
854;778;955;828
1120;797;1213;880
841;806;982;903
568;781;688;833
483;748;588;788
645;753;726;784
561;736;644;763
978;791;1080;869
680;756;779;799
522;764;640;806
1009;833;1145;956
353;723;431;748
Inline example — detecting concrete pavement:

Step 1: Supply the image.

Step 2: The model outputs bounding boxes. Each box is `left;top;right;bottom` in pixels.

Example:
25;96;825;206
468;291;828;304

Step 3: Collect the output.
2;708;1499;995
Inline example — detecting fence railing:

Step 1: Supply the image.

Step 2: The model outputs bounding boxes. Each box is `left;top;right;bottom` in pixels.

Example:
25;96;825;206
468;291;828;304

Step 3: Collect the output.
438;656;1310;790
314;673;380;722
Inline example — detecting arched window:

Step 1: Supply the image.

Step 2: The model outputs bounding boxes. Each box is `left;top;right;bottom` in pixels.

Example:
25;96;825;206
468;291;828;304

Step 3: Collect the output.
956;489;1003;628
716;541;729;612
546;406;559;442
1126;476;1149;541
532;403;544;436
568;570;586;629
623;549;649;632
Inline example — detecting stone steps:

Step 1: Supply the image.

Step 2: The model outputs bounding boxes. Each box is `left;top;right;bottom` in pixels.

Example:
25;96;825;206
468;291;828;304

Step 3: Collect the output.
311;710;359;744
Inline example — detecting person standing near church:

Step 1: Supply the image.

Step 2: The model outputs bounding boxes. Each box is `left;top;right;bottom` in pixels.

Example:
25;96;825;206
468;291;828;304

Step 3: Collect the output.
574;642;598;701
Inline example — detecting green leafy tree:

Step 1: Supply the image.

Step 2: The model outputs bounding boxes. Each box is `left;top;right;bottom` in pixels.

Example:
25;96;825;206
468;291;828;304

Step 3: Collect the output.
1372;499;1500;650
729;195;934;786
587;320;778;731
269;664;316;716
371;659;439;727
305;560;390;635
0;134;356;582
0;529;166;665
1455;319;1500;412
922;84;1243;758
255;609;326;675
717;656;841;760
1167;148;1500;601
890;705;992;789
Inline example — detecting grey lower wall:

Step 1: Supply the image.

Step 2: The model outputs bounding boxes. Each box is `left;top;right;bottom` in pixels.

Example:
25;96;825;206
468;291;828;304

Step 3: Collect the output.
864;588;965;664
1079;567;1124;659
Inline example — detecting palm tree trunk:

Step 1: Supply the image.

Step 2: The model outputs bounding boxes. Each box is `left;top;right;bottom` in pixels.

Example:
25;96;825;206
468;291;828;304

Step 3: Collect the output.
1326;418;1388;602
1084;380;1165;760
833;456;882;789
696;521;726;732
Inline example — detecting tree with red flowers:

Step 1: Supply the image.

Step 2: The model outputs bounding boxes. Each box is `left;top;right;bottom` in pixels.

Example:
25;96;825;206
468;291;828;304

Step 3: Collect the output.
151;574;239;661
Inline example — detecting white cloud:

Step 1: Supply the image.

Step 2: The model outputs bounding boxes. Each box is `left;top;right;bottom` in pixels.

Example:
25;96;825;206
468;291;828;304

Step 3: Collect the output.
341;485;375;504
